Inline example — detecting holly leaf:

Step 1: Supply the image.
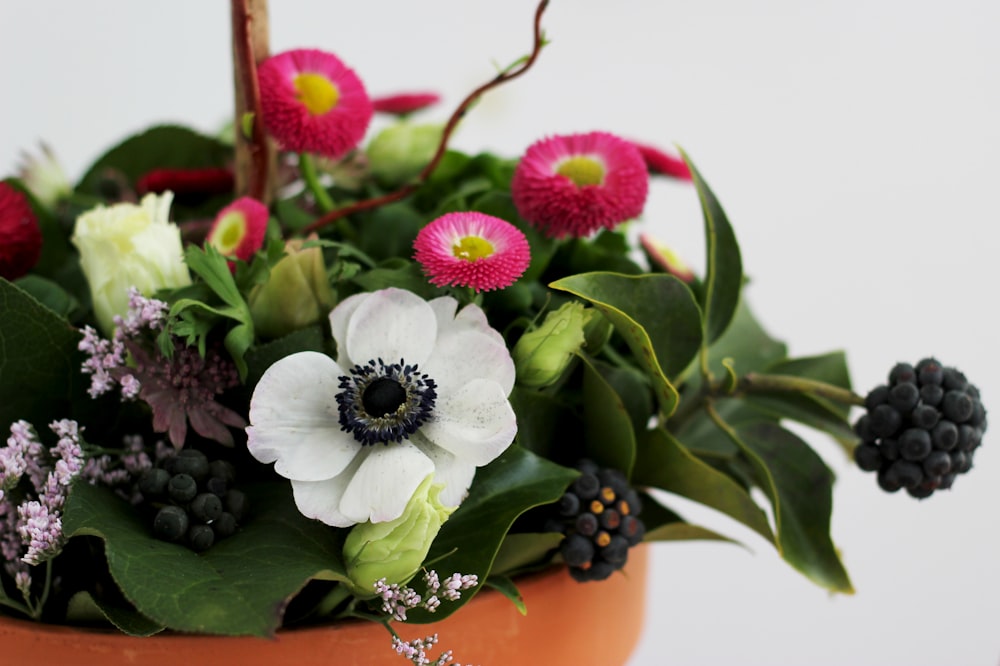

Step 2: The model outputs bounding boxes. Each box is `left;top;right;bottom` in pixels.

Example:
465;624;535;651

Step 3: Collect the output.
550;272;703;417
62;482;349;636
0;278;83;435
681;149;742;344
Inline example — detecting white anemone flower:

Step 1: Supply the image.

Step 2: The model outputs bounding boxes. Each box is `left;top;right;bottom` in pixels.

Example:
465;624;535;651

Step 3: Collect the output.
246;287;517;526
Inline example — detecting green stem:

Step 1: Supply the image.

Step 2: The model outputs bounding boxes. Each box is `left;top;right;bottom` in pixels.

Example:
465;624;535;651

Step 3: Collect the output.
299;153;336;213
36;559;54;617
0;592;33;618
312;583;352;618
739;373;865;406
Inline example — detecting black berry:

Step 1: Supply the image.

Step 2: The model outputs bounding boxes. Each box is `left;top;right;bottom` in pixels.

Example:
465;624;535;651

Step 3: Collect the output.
854;360;986;499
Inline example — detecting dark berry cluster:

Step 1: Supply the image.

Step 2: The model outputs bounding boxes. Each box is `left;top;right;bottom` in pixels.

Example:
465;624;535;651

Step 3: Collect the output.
854;359;987;499
136;449;248;551
548;460;645;582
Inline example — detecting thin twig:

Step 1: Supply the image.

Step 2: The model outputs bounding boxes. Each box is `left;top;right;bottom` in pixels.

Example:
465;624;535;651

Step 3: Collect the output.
231;0;270;202
302;0;551;235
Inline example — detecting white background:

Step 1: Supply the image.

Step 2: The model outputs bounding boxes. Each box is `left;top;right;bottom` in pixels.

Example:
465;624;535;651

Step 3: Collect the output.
2;1;998;664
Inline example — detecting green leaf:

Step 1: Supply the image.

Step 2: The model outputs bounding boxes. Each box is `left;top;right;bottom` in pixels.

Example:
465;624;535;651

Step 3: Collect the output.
680;149;742;343
405;446;577;623
484;577;527;615
0;278;83;435
579;354;637;477
633;428;774;543
490;532;563;578
243;324;327;393
13;274;81;320
550;272;703;417
638;492;742;546
77;125;231;197
672;299;787;457
719;420;854;593
63;482;349;636
172;245;256;379
508;386;573;459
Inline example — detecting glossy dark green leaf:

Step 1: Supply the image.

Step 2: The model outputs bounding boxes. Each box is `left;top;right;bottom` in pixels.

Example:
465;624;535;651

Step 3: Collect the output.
672;298;788;457
550;272;703;417
726;421;854;593
405;446;577;623
490;533;564;578
0;278;82;435
77;125;231;196
508;386;573;459
680;149;742;343
638;491;742;545
579;354;637;477
13;274;80;319
63;482;349;636
633;428;774;543
484;576;526;615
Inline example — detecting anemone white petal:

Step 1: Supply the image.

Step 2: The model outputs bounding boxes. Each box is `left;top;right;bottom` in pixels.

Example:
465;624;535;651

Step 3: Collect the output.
328;291;369;367
345;288;438;368
247;351;361;481
338;441;435;524
412;436;478;508
419;378;517;467
423;323;515;395
290;454;365;527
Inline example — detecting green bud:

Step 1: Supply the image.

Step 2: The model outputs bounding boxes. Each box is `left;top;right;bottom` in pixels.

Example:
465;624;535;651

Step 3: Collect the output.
366;121;443;187
513;302;593;388
344;475;454;595
249;237;336;339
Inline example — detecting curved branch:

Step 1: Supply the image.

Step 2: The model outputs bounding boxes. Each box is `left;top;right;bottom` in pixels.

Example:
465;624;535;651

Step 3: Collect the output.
302;0;550;235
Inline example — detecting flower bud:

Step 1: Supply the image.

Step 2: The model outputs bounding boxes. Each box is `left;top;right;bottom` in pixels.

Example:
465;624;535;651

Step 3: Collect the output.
71;192;191;335
366;121;443;187
513;302;593;388
17;143;71;208
344;475;453;594
248;237;336;339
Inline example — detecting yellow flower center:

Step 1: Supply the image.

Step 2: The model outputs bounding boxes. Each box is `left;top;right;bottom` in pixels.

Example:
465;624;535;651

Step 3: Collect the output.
293;73;340;115
452;236;494;261
555;156;605;187
211;212;246;255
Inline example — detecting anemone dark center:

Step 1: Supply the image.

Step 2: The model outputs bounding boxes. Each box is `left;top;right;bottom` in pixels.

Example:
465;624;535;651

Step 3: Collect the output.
362;377;407;417
336;358;437;445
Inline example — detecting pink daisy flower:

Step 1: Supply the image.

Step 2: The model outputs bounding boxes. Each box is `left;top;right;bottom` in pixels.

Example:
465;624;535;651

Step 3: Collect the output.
632;142;692;180
413;212;531;292
0;182;43;280
371;91;441;116
510;131;649;238
258;48;373;159
206;196;269;262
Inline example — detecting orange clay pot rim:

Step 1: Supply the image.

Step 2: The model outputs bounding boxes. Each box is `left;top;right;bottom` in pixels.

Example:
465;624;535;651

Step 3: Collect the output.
0;560;577;639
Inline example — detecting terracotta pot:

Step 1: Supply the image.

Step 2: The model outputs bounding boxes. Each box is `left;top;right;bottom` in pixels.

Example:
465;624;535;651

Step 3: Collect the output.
0;545;647;665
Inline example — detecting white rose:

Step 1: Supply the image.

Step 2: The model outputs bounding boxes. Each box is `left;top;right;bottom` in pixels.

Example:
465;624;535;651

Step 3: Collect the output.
71;192;191;334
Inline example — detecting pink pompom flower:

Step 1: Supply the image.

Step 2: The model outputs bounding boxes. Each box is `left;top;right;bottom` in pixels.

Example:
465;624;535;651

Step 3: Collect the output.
371;91;442;116
632;142;692;180
0;182;43;280
511;131;649;238
206;196;269;262
413;212;531;292
258;48;373;159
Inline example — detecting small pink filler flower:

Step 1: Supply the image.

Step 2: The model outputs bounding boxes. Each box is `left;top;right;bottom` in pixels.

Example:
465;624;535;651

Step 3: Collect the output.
258;48;373;158
511;131;649;238
206;196;269;262
414;212;530;292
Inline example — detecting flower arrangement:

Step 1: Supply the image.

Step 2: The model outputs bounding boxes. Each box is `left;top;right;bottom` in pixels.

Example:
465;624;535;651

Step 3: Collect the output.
0;1;991;664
